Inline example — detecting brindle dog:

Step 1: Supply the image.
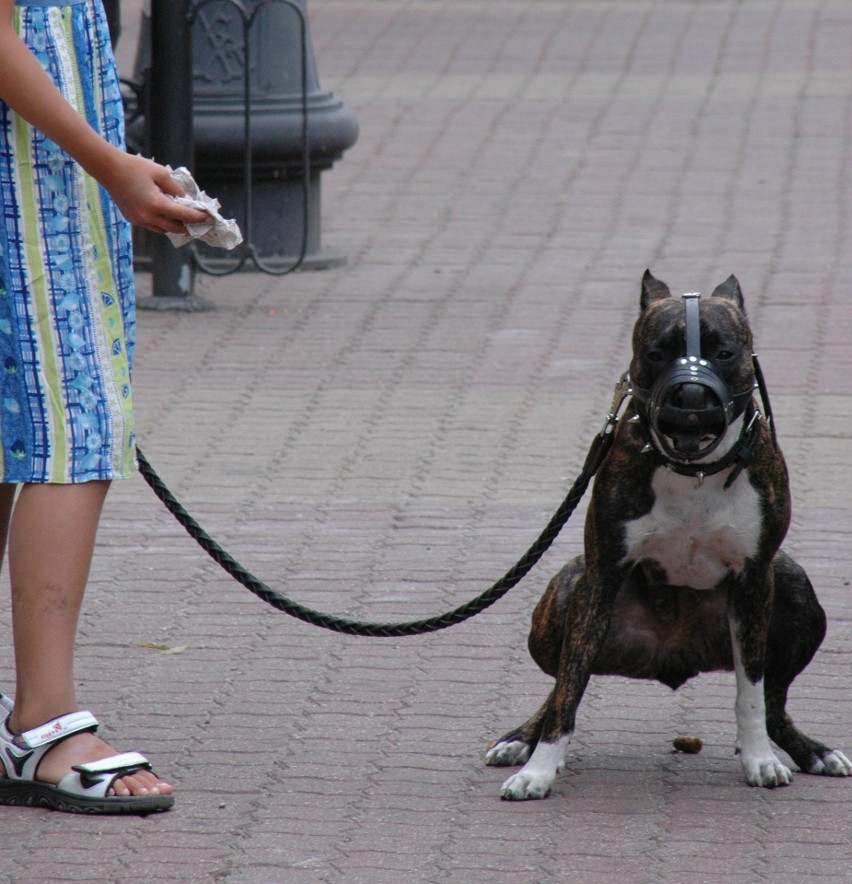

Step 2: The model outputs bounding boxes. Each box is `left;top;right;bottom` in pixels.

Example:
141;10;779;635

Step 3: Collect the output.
487;271;851;799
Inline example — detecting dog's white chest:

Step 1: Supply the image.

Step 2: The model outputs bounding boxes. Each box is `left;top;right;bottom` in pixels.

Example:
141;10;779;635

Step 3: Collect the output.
623;467;762;589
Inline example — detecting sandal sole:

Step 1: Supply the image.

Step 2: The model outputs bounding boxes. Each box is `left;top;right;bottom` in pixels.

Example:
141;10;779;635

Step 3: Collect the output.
0;779;174;815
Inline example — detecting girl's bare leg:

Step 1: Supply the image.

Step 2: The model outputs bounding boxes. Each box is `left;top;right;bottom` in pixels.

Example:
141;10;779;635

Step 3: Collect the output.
4;482;172;798
0;483;16;570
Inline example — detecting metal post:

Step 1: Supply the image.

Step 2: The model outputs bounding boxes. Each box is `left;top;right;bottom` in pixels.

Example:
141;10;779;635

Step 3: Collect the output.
139;0;210;311
189;0;358;273
128;0;357;281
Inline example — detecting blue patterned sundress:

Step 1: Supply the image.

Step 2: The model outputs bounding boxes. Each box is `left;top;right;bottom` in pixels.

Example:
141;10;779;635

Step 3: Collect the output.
0;0;135;483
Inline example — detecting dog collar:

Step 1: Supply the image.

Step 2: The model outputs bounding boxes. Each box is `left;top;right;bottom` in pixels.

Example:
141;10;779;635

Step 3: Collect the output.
649;403;761;488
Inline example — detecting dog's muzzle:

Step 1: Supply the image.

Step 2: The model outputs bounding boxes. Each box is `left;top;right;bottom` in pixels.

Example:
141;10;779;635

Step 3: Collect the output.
632;294;752;463
642;355;739;460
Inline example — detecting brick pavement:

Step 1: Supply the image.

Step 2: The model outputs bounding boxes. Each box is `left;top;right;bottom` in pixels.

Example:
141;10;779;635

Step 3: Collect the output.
2;0;852;881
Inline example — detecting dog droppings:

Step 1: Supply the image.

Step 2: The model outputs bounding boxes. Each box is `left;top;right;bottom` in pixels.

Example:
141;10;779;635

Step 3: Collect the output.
672;735;703;754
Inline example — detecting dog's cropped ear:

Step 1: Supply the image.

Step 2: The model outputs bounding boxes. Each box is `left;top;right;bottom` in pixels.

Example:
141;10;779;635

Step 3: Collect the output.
711;275;745;312
640;269;672;311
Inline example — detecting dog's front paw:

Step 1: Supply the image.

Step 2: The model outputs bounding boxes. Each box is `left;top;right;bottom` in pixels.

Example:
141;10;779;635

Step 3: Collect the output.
741;752;792;788
485;739;531;767
500;770;553;801
804;749;852;777
498;737;568;800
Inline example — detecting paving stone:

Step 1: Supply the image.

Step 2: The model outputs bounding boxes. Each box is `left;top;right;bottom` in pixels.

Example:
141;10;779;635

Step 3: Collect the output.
1;1;851;881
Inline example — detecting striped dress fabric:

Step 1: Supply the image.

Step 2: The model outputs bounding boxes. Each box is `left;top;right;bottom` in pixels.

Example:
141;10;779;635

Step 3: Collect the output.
0;0;136;484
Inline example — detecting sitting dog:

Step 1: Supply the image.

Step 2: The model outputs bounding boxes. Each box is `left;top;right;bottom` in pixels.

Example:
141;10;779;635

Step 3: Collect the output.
486;270;851;800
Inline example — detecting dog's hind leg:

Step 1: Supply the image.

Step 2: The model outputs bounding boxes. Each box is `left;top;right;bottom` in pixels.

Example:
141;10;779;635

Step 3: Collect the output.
485;691;552;767
765;685;852;777
764;555;852;776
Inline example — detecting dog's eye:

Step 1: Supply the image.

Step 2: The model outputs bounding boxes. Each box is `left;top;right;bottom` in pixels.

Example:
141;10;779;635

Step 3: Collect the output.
646;350;666;363
716;349;735;361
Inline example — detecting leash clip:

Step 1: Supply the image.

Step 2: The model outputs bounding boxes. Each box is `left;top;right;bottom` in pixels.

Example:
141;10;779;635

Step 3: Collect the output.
745;408;761;433
601;371;632;436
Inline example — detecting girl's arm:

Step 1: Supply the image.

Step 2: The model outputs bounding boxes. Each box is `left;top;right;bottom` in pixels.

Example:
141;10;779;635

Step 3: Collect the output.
0;0;207;234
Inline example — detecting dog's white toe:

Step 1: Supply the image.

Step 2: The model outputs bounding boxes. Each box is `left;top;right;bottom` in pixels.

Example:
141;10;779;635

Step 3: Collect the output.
809;750;852;777
485;740;530;767
742;753;792;788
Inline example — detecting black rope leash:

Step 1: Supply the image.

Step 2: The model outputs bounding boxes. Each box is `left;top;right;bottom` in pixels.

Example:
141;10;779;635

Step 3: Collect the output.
135;373;630;637
135;409;616;637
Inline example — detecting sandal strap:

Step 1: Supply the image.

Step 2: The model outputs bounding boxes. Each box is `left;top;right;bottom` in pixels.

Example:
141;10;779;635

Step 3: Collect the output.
15;711;99;749
73;751;151;777
63;751;153;798
1;711;99;782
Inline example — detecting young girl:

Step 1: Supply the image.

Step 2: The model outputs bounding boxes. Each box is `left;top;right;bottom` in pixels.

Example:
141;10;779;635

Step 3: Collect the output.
0;0;208;813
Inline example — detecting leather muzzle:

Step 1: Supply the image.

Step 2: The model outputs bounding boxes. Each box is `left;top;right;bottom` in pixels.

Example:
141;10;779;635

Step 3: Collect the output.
632;294;752;463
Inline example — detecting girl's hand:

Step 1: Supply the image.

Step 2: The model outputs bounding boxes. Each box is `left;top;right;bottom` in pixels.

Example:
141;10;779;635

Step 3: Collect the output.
98;149;211;235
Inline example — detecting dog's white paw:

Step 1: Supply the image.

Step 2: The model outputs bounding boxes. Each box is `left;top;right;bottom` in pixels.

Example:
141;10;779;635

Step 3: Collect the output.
741;752;792;788
500;770;553;801
805;750;852;777
485;739;530;767
497;736;568;800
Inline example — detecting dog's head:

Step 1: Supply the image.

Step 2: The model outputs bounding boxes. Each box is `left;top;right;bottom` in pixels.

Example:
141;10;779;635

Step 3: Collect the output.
629;270;756;462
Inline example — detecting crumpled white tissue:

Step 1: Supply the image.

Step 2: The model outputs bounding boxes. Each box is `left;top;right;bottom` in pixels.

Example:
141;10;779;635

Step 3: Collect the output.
165;166;243;250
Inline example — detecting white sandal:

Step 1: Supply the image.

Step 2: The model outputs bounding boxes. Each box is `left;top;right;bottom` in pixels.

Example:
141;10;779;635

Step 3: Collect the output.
0;710;173;814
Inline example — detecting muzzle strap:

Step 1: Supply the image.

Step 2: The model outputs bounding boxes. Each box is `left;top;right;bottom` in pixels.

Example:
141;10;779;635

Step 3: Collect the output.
682;292;701;358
